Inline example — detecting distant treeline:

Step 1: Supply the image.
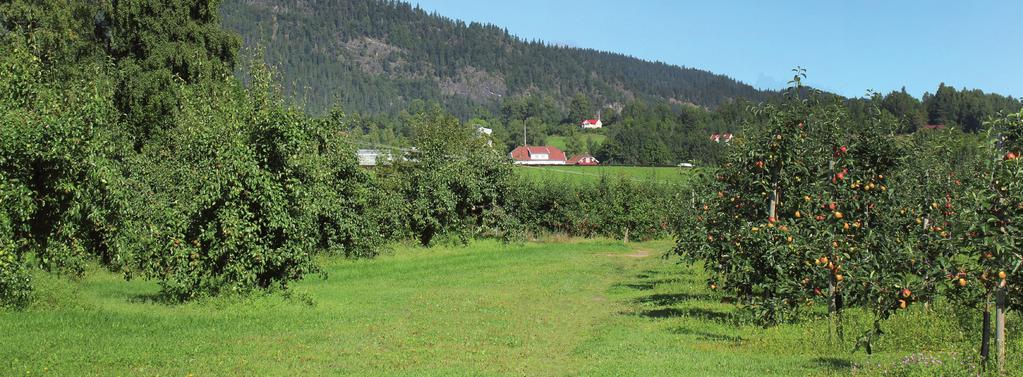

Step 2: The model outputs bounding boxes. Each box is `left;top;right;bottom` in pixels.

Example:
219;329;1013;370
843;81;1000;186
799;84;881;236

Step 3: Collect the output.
344;84;1021;167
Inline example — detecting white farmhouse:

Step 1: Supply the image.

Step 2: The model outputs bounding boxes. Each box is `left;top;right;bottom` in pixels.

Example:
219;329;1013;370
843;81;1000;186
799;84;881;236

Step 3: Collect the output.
580;118;603;129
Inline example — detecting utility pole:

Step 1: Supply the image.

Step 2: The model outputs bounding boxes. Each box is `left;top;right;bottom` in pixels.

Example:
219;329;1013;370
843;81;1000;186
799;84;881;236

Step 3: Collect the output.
523;122;527;146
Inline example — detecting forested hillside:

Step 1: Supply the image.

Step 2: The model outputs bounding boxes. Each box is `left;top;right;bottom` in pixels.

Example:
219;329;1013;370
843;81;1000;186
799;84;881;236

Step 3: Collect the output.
220;0;771;116
219;0;1021;167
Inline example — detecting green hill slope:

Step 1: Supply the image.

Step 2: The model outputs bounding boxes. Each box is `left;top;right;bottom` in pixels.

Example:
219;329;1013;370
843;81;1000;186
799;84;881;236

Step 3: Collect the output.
220;0;772;116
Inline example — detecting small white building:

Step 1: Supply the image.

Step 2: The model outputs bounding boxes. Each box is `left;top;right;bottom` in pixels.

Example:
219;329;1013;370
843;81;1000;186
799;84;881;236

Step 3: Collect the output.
580;118;603;129
357;149;388;166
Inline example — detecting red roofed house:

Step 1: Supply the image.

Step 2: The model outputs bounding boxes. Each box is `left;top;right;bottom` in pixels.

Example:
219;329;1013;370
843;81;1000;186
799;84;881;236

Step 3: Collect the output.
580;118;603;129
567;154;599;166
510;146;567;165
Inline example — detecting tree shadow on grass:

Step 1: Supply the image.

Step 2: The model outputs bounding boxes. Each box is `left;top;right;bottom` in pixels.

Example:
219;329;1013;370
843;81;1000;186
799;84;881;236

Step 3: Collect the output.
611;278;688;291
811;357;854;373
635;307;732;323
634;292;714;306
634;271;656;280
643;277;688;286
670;326;744;343
126;292;181;305
612;282;656;290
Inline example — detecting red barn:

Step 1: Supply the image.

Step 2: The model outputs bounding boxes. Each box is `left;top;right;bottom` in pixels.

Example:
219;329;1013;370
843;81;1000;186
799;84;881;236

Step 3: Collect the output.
510;146;567;165
567;154;599;166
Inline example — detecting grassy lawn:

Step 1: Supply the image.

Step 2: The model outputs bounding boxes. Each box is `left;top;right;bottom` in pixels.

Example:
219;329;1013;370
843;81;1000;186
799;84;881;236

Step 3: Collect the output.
515;165;706;185
2;239;1018;376
544;134;606;151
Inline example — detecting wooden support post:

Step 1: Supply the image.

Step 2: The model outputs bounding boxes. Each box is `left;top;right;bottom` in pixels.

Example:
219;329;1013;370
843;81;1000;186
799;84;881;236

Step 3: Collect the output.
835;291;844;341
995;285;1006;375
828;281;836;344
981;305;991;369
769;190;778;219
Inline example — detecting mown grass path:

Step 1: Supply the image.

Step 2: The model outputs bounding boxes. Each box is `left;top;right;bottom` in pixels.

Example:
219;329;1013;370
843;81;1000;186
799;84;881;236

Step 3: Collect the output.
1;239;1017;376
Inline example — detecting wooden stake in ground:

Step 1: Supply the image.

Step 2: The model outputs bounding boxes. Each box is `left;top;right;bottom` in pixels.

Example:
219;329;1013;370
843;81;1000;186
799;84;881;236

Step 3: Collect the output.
981;304;991;369
828;281;837;343
995;283;1006;375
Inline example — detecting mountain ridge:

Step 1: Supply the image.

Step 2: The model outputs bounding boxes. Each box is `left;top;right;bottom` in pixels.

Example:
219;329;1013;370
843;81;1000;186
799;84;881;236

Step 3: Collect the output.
220;0;774;116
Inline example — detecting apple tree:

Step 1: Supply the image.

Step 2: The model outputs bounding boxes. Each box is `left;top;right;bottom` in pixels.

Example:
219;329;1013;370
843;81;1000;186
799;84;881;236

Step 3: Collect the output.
675;74;929;353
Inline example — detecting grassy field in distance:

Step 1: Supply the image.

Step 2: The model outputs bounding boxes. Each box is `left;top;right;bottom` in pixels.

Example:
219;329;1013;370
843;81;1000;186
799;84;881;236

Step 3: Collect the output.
544;134;607;151
515;165;706;185
2;238;1017;376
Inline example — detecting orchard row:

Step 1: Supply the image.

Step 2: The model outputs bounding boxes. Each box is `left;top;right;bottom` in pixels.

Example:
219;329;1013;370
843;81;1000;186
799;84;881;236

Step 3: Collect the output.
672;79;1022;363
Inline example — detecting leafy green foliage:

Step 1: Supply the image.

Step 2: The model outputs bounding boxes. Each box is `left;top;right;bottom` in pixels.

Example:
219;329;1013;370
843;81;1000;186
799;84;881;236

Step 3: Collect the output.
306;110;389;258
114;62;394;298
102;0;242;148
674;76;927;335
0;36;126;277
673;74;1023;357
955;109;1023;311
380;107;513;246
0;248;31;309
1;1;380;301
504;177;676;241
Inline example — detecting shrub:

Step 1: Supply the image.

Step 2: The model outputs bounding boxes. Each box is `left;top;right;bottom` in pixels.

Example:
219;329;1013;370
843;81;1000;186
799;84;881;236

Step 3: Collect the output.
503;176;676;241
306;110;387;258
118;66;333;299
0;35;126;280
381;107;513;246
0;248;31;309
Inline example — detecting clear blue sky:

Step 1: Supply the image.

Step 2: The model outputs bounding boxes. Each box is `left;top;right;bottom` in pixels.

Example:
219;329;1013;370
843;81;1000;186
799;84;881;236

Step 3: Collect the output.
412;0;1022;99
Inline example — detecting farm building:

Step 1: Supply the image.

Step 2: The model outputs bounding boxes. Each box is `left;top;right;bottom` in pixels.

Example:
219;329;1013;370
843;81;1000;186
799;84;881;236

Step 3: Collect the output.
510;145;567;165
580;118;602;129
567;154;599;166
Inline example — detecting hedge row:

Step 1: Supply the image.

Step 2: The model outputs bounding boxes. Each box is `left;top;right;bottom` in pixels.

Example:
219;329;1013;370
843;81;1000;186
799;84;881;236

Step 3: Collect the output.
503;177;680;242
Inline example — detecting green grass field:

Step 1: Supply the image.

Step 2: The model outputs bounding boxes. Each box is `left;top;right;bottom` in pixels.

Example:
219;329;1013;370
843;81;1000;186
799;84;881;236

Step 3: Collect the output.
515;165;705;185
3;239;1017;376
544;134;607;151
